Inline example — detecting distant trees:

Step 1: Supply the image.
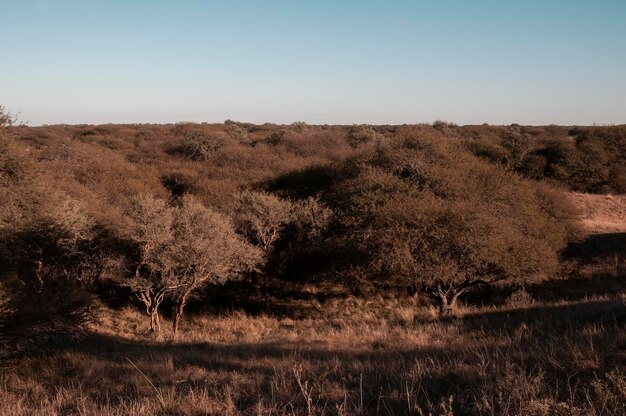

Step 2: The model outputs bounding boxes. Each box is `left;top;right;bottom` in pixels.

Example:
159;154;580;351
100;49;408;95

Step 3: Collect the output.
169;125;228;161
1;114;598;343
465;125;626;194
347;124;384;148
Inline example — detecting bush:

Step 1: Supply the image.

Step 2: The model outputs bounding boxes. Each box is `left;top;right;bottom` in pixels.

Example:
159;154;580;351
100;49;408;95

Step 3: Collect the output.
505;287;535;308
169;133;227;161
346;124;383;148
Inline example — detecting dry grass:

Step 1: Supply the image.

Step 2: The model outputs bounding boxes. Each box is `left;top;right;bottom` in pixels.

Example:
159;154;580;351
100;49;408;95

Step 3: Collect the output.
570;192;626;234
1;294;625;415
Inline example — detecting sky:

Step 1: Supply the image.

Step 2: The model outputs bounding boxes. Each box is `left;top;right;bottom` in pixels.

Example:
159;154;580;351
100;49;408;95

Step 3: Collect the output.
1;0;625;126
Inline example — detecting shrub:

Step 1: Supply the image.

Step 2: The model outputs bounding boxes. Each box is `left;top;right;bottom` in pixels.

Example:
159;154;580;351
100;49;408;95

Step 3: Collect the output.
161;172;195;200
465;140;509;165
346;124;383;148
169;133;227;161
0;190;97;349
505;287;535;308
0;106;16;128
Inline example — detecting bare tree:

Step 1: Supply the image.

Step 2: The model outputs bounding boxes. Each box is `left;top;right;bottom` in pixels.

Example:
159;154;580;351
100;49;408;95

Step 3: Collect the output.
0;106;17;128
167;197;261;337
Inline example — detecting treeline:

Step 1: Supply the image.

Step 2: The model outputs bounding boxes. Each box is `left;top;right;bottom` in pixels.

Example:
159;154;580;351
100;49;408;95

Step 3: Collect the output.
461;124;626;194
1;111;619;344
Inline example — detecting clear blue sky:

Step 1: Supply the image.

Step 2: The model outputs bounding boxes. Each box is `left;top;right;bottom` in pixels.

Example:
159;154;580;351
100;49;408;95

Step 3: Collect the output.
1;0;625;125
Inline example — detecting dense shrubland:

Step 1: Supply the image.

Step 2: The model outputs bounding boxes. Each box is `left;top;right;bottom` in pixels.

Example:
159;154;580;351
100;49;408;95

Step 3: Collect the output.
1;109;625;414
2;115;624;338
462;124;626;193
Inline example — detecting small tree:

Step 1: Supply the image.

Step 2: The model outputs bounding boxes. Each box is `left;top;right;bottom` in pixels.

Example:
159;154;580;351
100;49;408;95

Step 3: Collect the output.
121;195;176;334
235;191;294;303
235;191;332;305
369;195;554;315
167;197;261;336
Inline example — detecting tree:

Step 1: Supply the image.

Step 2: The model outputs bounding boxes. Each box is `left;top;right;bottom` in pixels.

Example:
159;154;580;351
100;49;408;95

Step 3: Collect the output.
120;195;176;334
235;191;332;305
338;141;578;315
0;106;16;128
502;130;533;169
1;121;95;290
167;197;261;336
235;191;294;303
367;195;556;315
0;188;97;342
275;197;333;278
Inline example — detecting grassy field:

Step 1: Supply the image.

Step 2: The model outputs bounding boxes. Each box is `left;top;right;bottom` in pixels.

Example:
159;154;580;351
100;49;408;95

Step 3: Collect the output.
1;286;625;415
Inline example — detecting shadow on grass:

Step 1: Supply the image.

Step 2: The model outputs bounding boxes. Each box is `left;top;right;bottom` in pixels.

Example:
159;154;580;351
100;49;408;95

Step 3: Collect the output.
463;231;626;307
563;232;626;261
457;298;626;331
2;298;618;413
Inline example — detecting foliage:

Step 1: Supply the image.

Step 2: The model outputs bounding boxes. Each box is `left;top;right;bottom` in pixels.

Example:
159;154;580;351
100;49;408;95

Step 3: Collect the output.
0;109;608;330
465;125;626;193
332;140;578;313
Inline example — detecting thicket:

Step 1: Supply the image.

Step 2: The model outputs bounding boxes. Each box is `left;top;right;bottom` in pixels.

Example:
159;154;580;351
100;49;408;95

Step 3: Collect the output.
463;124;626;193
2;111;623;345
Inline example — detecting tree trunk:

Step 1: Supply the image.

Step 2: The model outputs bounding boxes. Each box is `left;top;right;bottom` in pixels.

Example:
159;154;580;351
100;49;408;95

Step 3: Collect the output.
172;289;191;338
172;300;184;337
149;307;161;333
435;290;463;317
138;288;166;336
423;279;490;317
437;295;455;316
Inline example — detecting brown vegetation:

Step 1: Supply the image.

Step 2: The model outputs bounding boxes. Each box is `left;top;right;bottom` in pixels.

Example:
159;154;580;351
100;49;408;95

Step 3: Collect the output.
1;107;625;415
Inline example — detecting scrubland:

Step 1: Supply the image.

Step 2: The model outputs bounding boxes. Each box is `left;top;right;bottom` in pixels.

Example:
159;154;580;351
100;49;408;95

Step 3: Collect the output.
1;114;625;415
